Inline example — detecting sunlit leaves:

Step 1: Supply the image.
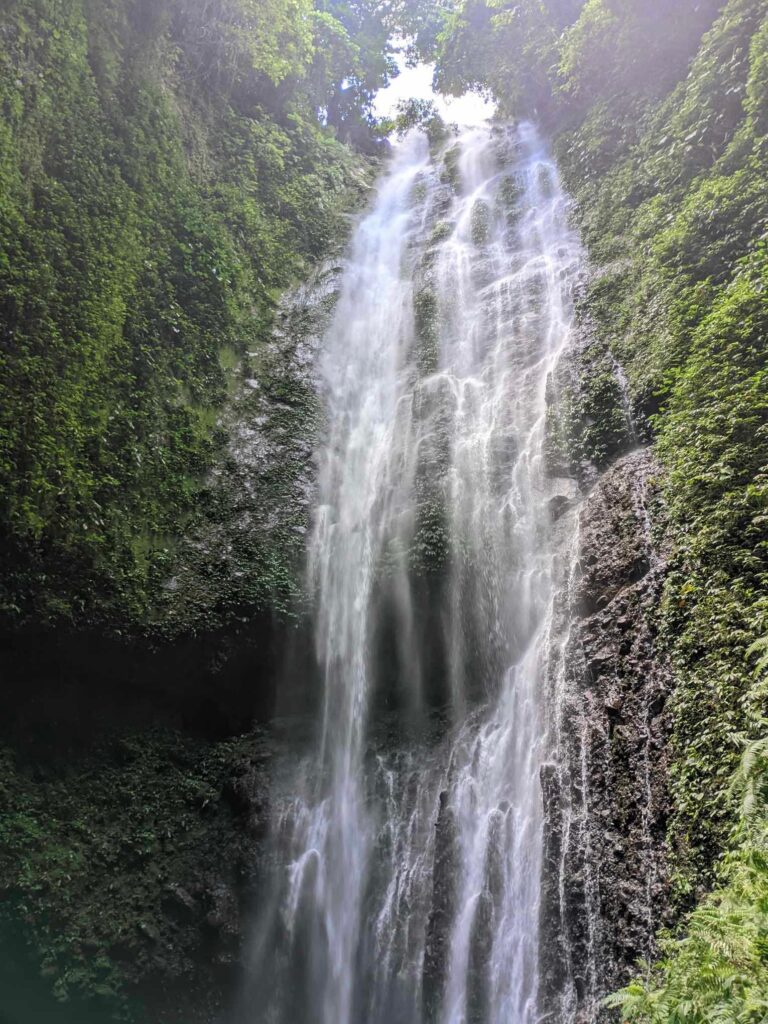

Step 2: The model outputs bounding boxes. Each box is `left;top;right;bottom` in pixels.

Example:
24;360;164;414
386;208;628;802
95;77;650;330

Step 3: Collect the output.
0;0;373;630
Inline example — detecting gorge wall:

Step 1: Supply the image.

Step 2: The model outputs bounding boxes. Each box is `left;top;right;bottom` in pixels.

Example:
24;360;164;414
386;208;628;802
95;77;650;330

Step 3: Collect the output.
436;0;768;1018
0;1;382;1018
1;0;767;1022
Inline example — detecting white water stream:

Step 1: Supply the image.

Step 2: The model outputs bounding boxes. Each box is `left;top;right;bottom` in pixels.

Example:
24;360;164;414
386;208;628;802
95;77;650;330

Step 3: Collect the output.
247;122;583;1024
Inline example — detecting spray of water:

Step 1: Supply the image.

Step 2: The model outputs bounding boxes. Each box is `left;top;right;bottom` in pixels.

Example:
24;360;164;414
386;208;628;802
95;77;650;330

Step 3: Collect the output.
247;122;583;1024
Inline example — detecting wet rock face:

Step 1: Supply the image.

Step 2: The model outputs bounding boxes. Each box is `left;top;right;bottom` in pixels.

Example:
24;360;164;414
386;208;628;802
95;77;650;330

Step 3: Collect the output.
544;283;643;485
540;449;673;1022
423;790;461;1021
155;259;344;649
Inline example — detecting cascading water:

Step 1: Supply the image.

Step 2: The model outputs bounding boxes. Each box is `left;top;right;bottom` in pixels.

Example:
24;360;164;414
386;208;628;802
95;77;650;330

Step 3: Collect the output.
245;122;584;1024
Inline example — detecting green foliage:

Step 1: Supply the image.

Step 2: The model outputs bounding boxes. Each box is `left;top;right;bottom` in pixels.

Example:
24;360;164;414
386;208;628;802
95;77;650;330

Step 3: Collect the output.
0;727;268;1018
608;655;768;1024
170;0;316;88
437;0;768;1011
0;0;375;632
434;0;496;99
556;0;616;90
314;0;399;144
655;245;768;890
388;97;450;147
435;0;570;116
558;0;725;102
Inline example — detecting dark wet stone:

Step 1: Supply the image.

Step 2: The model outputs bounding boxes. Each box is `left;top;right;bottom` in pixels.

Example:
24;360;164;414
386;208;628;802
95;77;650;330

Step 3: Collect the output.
539;450;673;1022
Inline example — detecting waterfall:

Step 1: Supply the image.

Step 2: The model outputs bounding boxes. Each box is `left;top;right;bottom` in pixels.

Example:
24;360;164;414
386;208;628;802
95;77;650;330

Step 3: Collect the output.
245;122;584;1024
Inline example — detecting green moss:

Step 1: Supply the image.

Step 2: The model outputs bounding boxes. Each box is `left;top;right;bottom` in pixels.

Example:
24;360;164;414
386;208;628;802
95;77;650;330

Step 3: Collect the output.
440;142;462;192
496;174;524;227
470;199;492;246
414;287;440;377
545;336;634;475
410;496;451;576
430;220;453;246
0;0;372;636
0;727;269;1020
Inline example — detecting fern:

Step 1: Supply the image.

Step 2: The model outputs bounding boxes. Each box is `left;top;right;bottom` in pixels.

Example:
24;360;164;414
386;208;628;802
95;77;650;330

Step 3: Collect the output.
610;636;768;1024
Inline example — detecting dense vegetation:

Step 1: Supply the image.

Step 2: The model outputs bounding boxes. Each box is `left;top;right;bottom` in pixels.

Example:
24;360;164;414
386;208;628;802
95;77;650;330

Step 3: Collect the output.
0;1;396;1017
3;0;768;1019
436;0;768;1018
0;0;390;634
0;724;269;1022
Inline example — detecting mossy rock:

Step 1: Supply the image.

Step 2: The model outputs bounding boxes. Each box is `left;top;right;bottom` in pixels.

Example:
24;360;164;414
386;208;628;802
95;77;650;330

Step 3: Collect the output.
497;175;525;226
470;199;492;246
410;497;451;576
413;287;440;377
440;144;462;192
430;220;454;246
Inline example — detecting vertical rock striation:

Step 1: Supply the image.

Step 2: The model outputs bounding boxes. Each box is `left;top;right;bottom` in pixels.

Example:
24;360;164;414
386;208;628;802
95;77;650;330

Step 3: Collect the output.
541;449;672;1022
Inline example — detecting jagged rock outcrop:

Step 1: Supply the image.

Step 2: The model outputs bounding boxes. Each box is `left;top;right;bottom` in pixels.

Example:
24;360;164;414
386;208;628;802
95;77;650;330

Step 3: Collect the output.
541;449;672;1022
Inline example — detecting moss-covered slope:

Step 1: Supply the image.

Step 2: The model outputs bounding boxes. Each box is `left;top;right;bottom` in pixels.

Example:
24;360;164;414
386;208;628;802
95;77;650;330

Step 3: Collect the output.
0;0;375;636
0;725;269;1023
0;2;385;1018
551;0;768;900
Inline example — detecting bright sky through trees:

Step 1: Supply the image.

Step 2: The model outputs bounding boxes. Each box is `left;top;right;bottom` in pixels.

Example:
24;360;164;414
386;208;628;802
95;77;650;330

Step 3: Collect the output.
373;53;495;125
